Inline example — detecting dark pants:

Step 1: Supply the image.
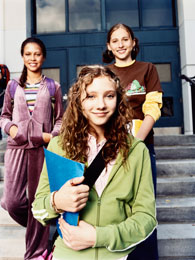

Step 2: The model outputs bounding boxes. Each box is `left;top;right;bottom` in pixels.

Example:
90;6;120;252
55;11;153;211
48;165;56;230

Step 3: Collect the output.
1;147;49;260
127;144;158;260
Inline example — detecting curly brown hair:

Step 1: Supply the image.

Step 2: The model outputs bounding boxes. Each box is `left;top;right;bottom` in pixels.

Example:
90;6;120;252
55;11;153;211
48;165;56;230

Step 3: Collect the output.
59;65;133;165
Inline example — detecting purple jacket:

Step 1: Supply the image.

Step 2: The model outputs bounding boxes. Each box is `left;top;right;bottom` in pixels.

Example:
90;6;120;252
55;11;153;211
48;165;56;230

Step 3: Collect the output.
0;76;64;149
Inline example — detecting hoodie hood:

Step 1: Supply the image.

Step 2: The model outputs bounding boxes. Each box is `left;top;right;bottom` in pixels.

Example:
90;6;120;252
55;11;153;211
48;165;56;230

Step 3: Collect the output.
128;136;144;154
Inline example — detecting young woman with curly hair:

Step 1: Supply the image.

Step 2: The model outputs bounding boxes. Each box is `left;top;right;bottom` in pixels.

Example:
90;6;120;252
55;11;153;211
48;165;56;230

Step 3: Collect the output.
32;65;157;260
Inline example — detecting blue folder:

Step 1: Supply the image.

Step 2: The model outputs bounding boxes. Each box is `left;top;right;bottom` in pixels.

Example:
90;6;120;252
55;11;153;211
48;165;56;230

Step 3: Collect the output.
44;148;85;237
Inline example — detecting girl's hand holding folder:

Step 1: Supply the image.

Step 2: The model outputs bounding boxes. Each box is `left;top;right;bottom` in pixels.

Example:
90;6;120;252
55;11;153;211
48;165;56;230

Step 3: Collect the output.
59;218;96;251
53;176;89;213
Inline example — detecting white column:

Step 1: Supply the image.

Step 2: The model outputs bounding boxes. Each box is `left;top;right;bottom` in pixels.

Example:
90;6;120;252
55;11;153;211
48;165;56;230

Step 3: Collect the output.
177;0;195;134
3;0;27;77
0;0;5;62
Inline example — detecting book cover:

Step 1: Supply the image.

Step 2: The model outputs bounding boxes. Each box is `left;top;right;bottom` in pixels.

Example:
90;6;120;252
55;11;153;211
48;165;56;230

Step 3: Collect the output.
44;148;85;237
132;119;143;137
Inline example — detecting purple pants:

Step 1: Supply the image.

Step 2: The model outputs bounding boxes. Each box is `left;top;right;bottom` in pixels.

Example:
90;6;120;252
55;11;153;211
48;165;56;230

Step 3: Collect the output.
1;147;49;260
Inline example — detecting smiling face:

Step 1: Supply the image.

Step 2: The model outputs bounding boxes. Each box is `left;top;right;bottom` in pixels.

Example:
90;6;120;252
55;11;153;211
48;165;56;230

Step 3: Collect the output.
22;43;45;73
81;76;117;135
107;27;135;65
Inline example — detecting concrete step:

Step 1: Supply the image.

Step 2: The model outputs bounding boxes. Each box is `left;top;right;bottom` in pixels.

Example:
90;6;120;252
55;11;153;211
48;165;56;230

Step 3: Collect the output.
0;206;25;259
156;196;195;223
0;140;7;150
0;140;6;165
0;134;194;259
0;163;4;181
0;150;5;164
159;257;195;260
157;223;195;258
154;134;195;146
0;227;25;259
157;176;195;196
155;146;195;160
0;257;24;260
0;181;3;199
156;159;195;178
4;157;193;180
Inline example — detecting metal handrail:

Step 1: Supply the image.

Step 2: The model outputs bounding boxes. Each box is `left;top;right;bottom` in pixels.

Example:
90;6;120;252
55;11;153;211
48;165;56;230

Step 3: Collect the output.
180;74;195;87
0;90;5;97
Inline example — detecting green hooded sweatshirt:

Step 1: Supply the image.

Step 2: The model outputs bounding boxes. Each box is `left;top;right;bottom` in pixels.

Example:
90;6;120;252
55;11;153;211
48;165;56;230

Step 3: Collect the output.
32;136;157;260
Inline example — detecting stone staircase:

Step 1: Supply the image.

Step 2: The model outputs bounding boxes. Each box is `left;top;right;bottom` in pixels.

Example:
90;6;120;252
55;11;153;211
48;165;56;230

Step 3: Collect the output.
0;135;195;259
155;135;195;260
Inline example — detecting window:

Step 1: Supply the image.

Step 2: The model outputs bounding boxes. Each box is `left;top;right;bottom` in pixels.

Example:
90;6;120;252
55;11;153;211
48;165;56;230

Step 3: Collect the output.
161;97;174;117
42;68;60;83
106;0;139;29
69;0;101;32
142;0;174;27
34;0;176;34
36;0;66;33
155;64;172;82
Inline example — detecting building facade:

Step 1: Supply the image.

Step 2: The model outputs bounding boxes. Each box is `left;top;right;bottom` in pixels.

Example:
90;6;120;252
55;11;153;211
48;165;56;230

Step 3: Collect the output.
0;0;195;134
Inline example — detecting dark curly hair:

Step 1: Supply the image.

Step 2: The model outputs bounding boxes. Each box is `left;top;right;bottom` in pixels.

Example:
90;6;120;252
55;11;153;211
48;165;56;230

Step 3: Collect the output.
59;65;133;166
102;23;139;64
20;37;46;87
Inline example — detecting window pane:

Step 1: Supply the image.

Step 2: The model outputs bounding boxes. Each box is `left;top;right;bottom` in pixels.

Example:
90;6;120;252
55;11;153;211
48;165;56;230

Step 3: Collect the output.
69;0;101;32
155;64;171;82
142;0;173;27
36;0;65;33
161;97;174;117
42;68;60;83
106;0;139;29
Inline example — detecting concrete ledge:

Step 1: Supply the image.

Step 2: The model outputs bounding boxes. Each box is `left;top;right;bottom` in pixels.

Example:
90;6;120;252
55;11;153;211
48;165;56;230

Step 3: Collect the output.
157;176;195;196
0;140;7;150
156;159;195;177
0;181;4;200
157;197;195;223
158;224;195;257
154;135;195;146
0;207;25;259
154;127;182;136
0;257;24;260
0;206;20;226
159;256;194;260
0;151;5;164
155;146;195;160
0;164;4;181
0;236;25;258
157;196;195;208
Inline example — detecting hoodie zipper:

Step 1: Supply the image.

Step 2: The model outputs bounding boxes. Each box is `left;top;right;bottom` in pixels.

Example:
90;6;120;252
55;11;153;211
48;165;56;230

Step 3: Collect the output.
95;197;101;260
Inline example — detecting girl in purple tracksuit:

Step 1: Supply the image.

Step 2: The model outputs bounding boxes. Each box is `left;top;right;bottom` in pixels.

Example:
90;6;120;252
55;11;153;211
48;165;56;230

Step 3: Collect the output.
0;37;64;260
